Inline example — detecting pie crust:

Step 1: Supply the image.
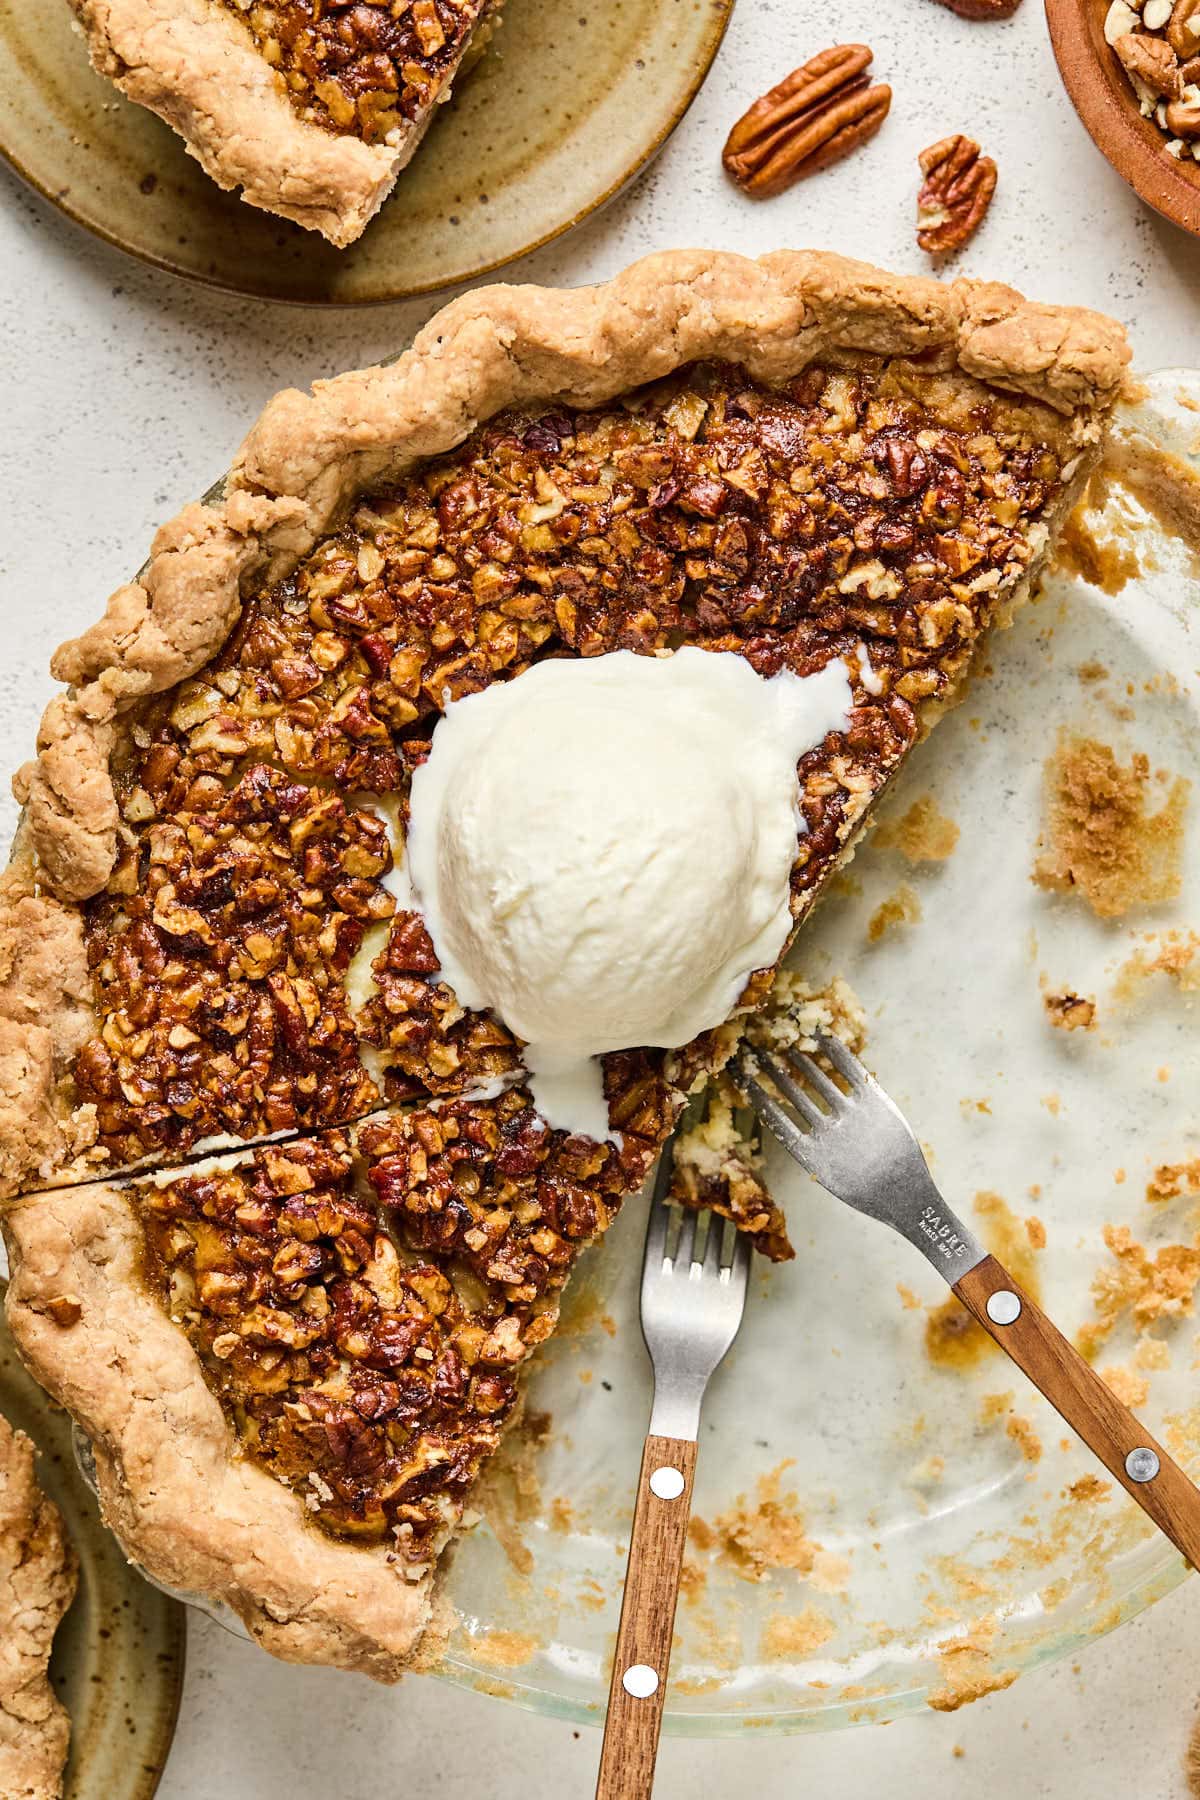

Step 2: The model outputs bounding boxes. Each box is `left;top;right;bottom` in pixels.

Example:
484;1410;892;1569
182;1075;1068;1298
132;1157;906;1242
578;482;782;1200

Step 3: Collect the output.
0;250;1130;1678
0;1415;77;1800
67;0;499;246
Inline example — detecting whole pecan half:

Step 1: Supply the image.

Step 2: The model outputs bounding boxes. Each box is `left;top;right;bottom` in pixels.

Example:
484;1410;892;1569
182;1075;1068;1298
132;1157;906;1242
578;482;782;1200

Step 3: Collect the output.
722;45;892;197
931;0;1023;16
1114;30;1183;97
916;135;997;255
1168;0;1200;56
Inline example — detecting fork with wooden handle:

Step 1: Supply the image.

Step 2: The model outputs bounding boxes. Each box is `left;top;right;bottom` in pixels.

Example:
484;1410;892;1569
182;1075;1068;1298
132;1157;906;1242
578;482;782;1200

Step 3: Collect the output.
736;1030;1200;1568
595;1139;751;1800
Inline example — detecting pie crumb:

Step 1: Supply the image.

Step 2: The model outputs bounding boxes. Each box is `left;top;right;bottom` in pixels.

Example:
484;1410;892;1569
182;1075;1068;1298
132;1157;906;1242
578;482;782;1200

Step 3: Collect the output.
468;1629;539;1670
1100;1364;1150;1408
1006;1415;1042;1463
1077;1223;1200;1358
927;1631;1018;1713
1032;734;1189;919
1147;1159;1200;1205
869;883;922;941
760;1608;835;1659
712;1464;819;1583
1065;1474;1111;1503
1043;991;1096;1032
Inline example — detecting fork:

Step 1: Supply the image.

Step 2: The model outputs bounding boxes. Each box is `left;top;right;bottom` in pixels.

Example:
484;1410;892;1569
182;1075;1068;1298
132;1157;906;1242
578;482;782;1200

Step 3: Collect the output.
737;1030;1200;1567
595;1135;751;1800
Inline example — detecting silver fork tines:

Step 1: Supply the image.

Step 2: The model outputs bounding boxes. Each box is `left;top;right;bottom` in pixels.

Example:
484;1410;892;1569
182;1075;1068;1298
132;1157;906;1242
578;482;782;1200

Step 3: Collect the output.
640;1139;751;1442
737;1031;988;1280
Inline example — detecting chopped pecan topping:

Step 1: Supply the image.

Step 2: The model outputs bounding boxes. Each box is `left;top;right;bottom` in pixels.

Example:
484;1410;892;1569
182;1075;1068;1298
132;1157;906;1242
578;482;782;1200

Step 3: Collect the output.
357;909;522;1098
221;0;497;143
916;135;998;254
723;46;892;197
76;768;390;1163
137;1093;657;1553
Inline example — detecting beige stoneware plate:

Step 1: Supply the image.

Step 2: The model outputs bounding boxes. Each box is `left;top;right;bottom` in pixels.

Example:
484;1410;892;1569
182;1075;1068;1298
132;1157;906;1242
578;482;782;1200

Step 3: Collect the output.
0;0;733;304
0;1280;186;1797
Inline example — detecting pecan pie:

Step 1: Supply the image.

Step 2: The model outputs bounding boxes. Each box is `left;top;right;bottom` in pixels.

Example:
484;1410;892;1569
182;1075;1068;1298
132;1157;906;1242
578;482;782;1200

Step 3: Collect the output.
67;0;502;244
0;1416;77;1800
0;252;1128;1678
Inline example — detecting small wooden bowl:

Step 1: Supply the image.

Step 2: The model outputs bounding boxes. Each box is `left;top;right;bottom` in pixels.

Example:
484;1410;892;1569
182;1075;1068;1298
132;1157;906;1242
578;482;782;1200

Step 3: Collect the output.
1045;0;1200;235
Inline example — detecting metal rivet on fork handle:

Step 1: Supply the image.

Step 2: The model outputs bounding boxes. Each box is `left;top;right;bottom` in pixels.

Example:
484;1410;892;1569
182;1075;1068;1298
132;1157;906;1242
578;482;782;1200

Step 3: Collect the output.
1126;1447;1161;1484
986;1290;1021;1326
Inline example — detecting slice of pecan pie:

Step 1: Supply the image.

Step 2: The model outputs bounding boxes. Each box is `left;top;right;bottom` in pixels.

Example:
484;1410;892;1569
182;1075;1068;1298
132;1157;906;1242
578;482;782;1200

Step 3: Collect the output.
68;0;501;244
0;1416;77;1800
0;252;1129;1677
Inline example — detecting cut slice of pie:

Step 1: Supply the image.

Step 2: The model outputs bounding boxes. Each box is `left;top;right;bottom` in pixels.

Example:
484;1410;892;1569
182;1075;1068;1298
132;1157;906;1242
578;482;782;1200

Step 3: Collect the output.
0;1415;77;1800
67;0;502;244
0;251;1129;1676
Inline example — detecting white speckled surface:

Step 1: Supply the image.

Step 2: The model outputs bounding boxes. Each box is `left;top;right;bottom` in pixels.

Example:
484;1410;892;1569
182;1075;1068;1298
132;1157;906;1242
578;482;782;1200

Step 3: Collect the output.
4;0;1200;1792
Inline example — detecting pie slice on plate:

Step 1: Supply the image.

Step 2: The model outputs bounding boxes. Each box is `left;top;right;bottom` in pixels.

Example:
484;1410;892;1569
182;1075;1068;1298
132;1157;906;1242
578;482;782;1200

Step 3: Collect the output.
0;1415;77;1800
67;0;502;244
0;251;1128;1677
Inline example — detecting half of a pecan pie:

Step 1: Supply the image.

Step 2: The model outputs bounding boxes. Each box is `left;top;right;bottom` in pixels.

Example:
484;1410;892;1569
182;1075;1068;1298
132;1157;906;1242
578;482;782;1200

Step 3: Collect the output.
0;252;1129;1676
67;0;502;244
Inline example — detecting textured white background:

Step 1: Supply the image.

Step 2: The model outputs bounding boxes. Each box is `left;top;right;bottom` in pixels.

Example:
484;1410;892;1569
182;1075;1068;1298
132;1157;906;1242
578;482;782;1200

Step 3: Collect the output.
4;0;1200;1793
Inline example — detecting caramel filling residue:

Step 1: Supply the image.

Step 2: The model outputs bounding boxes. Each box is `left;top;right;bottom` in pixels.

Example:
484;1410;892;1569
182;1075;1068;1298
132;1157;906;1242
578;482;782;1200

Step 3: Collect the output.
1053;505;1141;596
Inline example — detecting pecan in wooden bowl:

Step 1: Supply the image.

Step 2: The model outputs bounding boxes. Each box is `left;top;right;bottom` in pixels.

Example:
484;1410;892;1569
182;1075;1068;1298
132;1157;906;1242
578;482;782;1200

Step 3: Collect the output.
1046;0;1200;235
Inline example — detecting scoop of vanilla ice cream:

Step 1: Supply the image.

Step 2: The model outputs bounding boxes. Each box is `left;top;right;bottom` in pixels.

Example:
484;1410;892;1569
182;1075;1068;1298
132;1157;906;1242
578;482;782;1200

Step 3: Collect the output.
405;648;852;1138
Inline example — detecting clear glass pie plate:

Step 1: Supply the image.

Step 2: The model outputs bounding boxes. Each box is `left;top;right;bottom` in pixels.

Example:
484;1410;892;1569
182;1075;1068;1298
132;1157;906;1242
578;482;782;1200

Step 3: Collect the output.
430;369;1200;1731
43;370;1200;1736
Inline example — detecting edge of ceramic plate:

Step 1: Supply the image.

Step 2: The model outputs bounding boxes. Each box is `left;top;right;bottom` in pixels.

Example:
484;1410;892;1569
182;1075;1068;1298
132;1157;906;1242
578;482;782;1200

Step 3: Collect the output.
0;0;735;306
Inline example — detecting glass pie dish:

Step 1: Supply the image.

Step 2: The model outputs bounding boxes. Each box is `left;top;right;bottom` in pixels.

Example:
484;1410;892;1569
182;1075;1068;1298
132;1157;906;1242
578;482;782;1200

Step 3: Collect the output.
55;369;1200;1734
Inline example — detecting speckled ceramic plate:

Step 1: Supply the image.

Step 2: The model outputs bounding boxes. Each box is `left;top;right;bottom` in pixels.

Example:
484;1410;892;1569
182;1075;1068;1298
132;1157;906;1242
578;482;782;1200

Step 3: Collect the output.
0;0;733;303
0;1280;185;1797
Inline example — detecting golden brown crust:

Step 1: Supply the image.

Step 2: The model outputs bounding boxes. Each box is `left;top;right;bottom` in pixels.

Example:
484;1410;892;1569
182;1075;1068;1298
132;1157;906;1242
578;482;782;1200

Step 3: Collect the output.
0;1415;77;1800
2;1178;429;1681
64;0;466;246
0;861;98;1199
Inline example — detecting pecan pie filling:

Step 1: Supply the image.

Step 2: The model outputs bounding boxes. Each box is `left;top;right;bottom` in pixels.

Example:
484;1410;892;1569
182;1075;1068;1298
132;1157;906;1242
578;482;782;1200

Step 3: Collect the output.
138;1090;656;1553
76;767;392;1166
74;359;1073;1168
221;0;497;143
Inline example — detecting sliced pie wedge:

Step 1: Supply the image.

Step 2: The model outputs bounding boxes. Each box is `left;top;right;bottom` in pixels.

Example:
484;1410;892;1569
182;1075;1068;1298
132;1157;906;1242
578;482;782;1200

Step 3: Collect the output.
68;0;501;245
0;1415;77;1799
0;251;1129;1676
